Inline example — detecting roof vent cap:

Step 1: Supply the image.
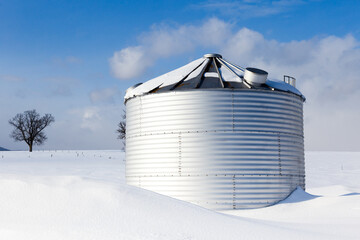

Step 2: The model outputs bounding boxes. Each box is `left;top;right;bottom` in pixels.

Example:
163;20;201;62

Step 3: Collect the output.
244;67;268;85
203;53;222;59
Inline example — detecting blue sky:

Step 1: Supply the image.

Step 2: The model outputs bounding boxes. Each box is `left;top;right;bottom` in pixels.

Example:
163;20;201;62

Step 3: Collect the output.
1;0;360;151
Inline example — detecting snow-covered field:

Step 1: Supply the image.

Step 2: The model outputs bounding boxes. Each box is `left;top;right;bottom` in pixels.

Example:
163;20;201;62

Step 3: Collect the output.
0;150;359;240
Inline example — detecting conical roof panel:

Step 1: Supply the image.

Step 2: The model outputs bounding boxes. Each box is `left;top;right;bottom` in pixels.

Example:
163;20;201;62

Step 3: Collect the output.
124;54;305;101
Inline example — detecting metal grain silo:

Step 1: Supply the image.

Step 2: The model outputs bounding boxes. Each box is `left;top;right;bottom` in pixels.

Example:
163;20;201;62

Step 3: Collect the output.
125;54;305;210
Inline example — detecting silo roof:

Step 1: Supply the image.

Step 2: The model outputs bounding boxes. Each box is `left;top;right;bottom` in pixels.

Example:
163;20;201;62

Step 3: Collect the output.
124;54;305;102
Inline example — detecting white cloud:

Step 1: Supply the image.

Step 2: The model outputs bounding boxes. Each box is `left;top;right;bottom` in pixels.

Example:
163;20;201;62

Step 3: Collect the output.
80;107;102;131
109;18;231;80
28;104;125;150
90;87;120;104
193;0;305;18
68;107;103;132
65;56;82;64
0;75;25;82
52;56;82;67
109;18;360;150
109;46;153;79
51;85;72;97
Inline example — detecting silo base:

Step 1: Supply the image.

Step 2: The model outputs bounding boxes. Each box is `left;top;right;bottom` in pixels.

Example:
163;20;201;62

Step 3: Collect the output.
127;174;304;210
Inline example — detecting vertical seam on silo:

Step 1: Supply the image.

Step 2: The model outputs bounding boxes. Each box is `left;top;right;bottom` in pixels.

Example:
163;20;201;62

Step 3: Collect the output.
178;132;182;176
232;91;235;132
278;133;282;176
302;103;305;189
232;174;236;209
139;97;142;135
298;104;306;190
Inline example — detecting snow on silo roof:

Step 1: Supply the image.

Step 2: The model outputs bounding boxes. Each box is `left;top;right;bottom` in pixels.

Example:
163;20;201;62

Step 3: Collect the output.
124;54;305;102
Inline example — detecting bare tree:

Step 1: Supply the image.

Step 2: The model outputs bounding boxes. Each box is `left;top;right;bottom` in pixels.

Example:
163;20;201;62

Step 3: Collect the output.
9;110;55;152
117;111;126;150
117;111;126;140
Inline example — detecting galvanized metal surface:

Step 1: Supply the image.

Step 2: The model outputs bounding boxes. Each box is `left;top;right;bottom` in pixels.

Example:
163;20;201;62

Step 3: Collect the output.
126;89;305;210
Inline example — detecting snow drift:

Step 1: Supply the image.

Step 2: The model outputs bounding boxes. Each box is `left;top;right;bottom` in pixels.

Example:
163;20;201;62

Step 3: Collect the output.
0;150;359;239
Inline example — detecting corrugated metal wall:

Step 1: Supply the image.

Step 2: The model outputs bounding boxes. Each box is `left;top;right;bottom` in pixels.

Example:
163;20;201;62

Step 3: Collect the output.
126;89;305;210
